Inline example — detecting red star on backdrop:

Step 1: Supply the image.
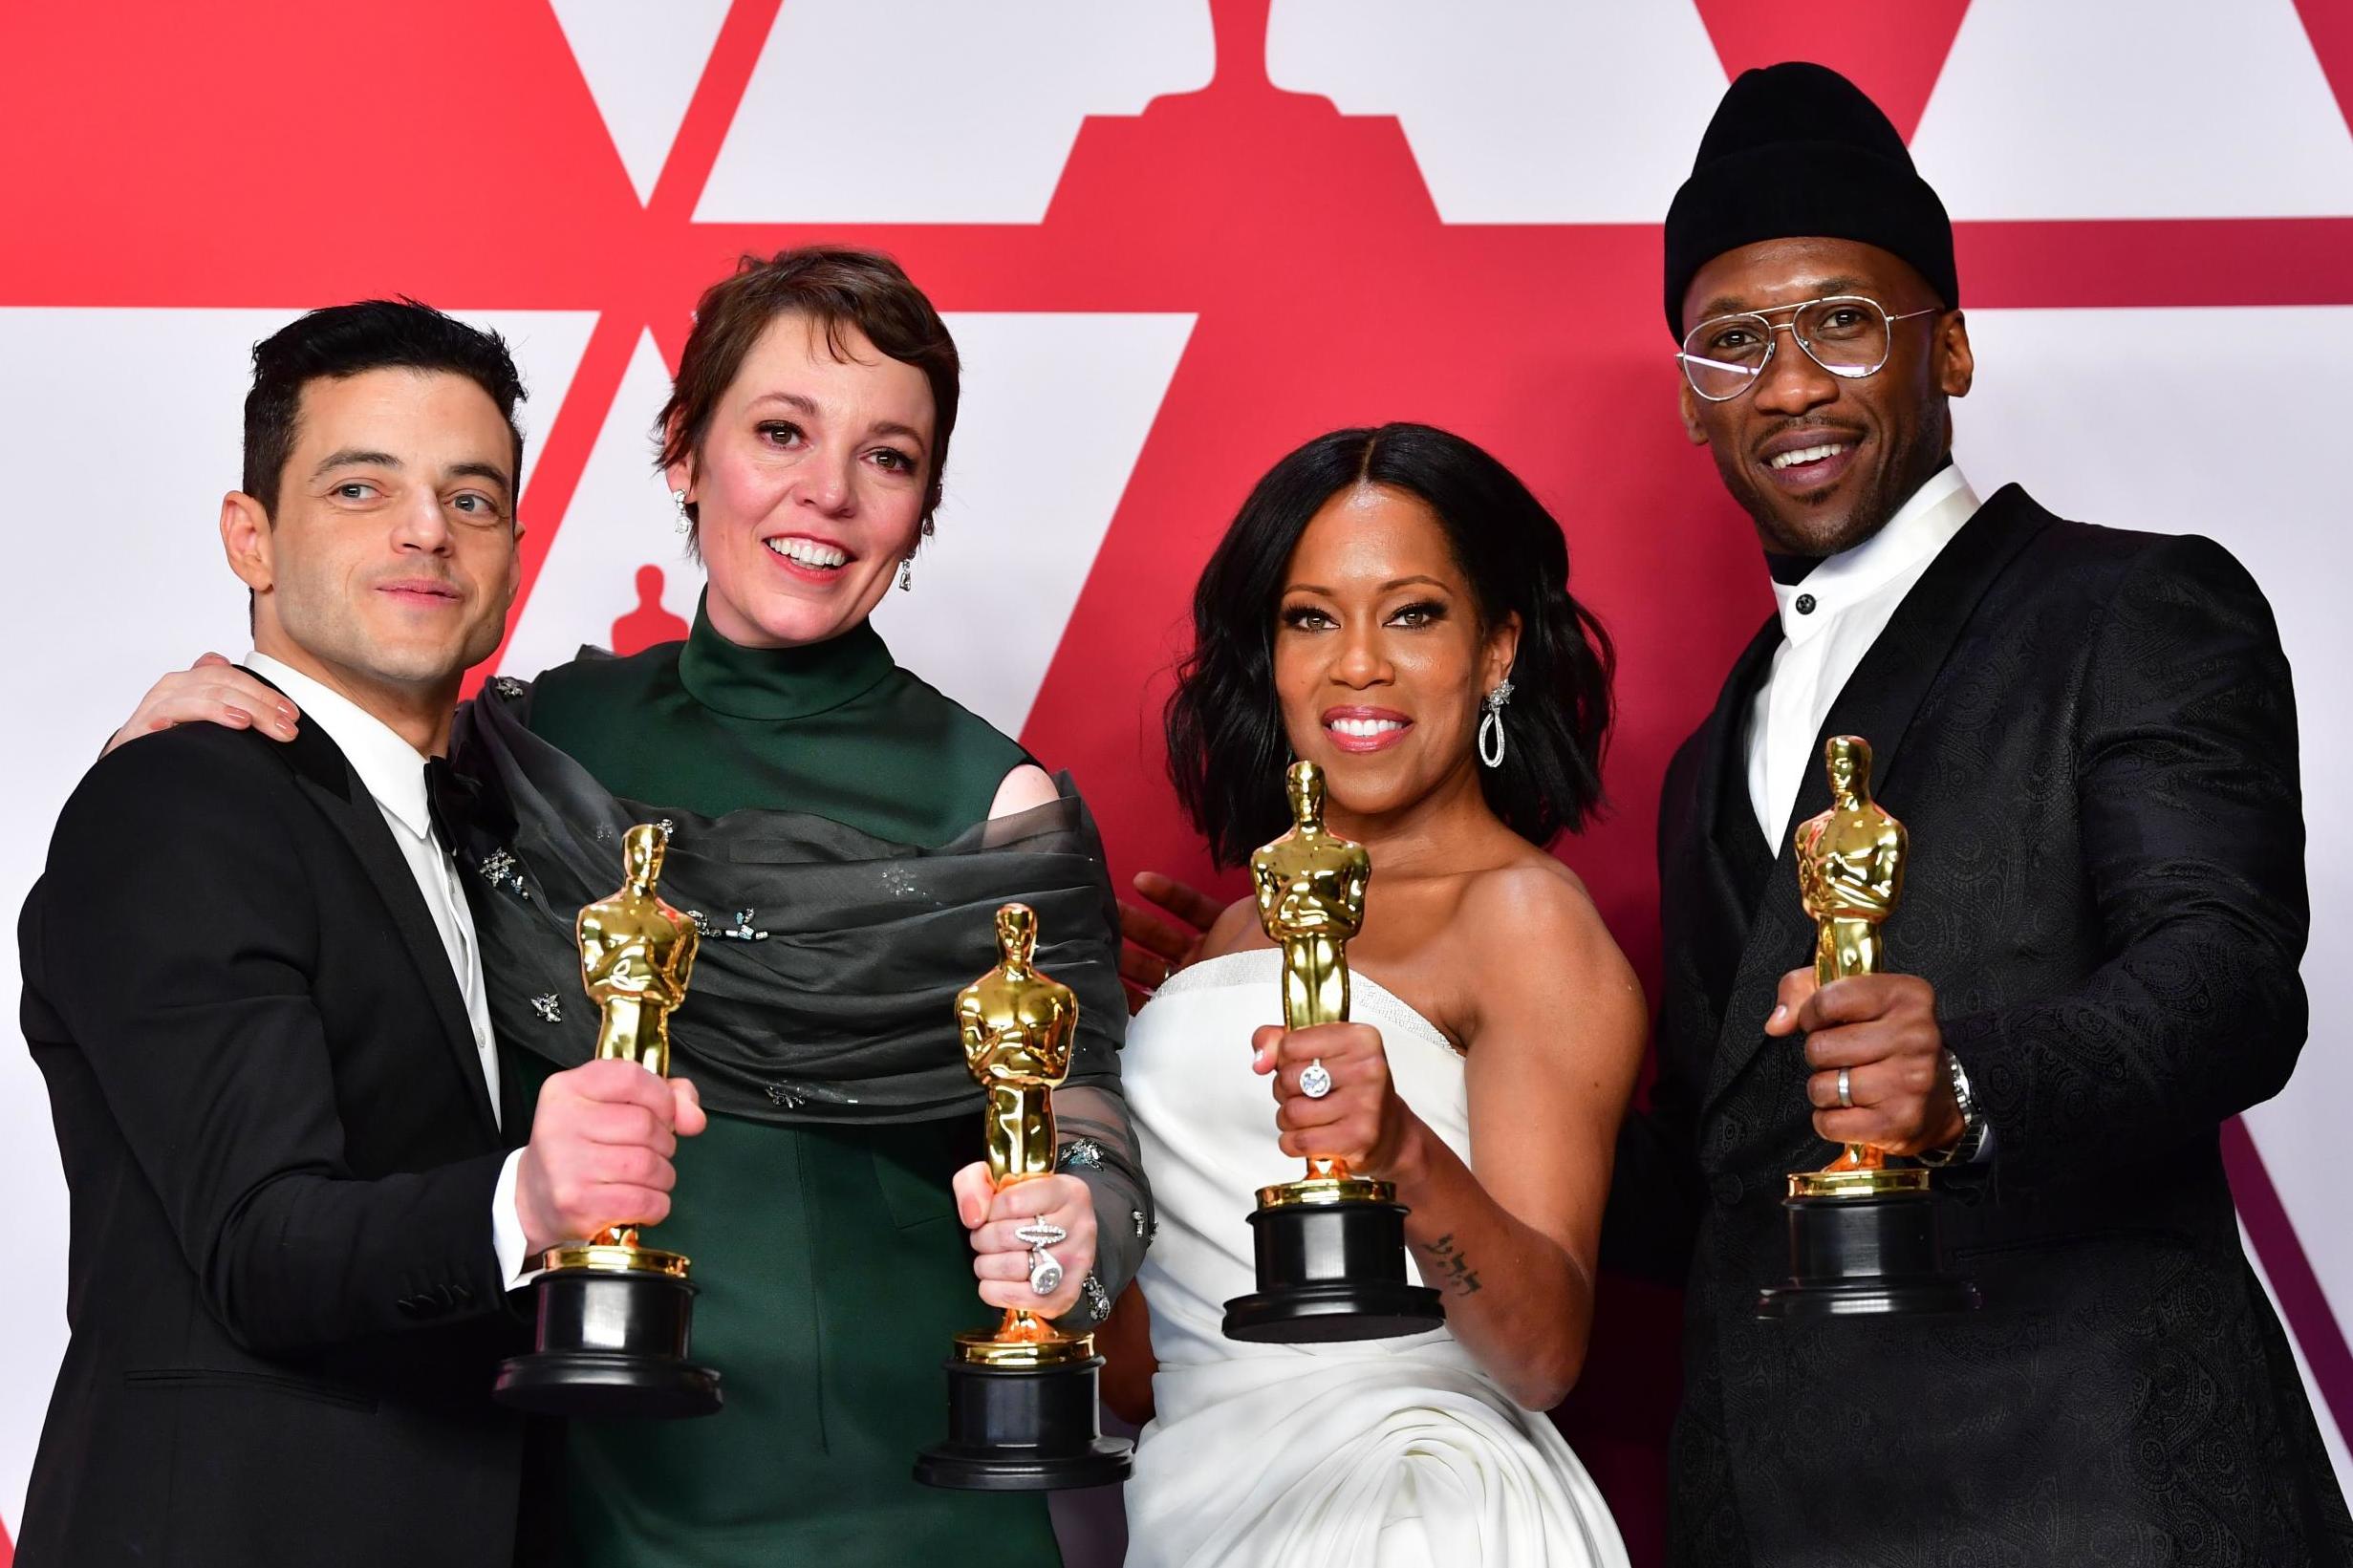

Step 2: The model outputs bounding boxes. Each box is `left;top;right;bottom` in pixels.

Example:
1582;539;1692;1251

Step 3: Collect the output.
8;2;2353;1559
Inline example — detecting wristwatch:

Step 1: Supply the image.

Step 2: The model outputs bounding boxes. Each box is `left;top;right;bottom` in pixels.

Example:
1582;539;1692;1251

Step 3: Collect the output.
1916;1049;1987;1167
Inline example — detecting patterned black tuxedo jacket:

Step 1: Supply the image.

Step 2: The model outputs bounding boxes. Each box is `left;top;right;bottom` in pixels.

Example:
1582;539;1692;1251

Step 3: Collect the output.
1614;483;2353;1567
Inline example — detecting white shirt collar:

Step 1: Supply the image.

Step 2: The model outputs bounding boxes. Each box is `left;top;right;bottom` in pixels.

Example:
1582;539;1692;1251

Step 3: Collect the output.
245;652;437;840
1771;463;1980;645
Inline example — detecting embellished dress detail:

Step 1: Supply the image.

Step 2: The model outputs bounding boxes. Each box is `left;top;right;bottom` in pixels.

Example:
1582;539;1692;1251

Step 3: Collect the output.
1121;949;1627;1568
454;600;1148;1568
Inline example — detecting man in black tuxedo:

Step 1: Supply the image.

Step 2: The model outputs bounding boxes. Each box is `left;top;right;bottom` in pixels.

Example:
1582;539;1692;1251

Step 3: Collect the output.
17;302;703;1567
1610;60;2353;1566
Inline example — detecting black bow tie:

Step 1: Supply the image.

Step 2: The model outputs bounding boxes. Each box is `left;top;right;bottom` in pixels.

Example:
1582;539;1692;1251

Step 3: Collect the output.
423;755;484;846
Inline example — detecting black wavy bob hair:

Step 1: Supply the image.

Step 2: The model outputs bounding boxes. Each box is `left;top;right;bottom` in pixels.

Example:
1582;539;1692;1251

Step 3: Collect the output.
1167;422;1614;867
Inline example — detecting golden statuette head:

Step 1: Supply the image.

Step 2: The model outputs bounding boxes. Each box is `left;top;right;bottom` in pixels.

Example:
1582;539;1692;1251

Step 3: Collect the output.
1250;761;1371;1029
574;823;701;1078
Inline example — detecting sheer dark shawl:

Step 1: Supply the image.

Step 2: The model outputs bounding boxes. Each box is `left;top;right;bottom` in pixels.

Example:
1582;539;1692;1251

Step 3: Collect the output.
446;680;1151;1309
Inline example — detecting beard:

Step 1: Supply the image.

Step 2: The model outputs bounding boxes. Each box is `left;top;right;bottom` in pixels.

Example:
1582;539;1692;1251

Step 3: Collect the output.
1719;406;1950;560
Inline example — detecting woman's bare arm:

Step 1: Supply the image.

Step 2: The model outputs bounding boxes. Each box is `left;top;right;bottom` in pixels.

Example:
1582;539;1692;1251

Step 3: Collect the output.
1260;866;1645;1408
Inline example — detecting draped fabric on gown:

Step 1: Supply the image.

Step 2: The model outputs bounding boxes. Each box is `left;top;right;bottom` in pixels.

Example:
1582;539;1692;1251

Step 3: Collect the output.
1121;949;1628;1568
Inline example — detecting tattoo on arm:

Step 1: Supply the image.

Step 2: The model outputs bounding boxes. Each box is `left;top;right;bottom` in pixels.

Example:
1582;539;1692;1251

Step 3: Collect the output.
1425;1232;1483;1298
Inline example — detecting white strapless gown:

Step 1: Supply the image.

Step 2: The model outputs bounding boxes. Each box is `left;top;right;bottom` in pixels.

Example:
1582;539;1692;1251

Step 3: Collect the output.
1120;949;1628;1568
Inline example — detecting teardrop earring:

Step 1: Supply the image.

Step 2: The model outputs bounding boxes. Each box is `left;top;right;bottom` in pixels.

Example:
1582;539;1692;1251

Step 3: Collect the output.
670;488;691;535
1478;677;1514;769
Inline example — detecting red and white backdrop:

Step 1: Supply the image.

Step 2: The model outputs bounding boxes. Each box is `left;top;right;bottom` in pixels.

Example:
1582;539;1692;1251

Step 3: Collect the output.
6;1;2353;1560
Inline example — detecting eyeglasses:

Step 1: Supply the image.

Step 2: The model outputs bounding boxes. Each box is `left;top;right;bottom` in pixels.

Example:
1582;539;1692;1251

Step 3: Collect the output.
1676;294;1939;403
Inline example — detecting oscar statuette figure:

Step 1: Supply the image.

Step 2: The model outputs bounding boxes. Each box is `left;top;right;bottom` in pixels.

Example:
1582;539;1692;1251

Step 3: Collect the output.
915;904;1133;1491
494;823;724;1416
1220;761;1444;1342
1756;737;1979;1319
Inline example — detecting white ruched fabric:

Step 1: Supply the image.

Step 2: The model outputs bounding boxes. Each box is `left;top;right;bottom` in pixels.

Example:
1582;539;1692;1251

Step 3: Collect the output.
1121;950;1628;1568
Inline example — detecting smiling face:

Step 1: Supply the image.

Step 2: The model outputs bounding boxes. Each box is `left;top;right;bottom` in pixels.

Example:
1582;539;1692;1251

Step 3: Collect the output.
226;367;519;719
670;311;935;649
1677;236;1974;558
1272;483;1518;827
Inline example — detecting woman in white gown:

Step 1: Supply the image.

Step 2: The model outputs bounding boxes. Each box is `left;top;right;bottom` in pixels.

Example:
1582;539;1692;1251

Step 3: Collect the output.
1105;422;1643;1568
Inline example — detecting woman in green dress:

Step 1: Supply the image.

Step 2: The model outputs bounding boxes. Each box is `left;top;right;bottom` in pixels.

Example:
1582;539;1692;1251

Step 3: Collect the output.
118;248;1149;1566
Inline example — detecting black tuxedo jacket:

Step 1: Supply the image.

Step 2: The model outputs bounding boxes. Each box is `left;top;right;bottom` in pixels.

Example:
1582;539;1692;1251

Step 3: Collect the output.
1614;484;2353;1567
16;715;539;1567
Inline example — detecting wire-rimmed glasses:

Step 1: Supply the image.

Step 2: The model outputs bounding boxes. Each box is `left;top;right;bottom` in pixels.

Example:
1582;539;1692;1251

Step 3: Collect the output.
1677;294;1939;402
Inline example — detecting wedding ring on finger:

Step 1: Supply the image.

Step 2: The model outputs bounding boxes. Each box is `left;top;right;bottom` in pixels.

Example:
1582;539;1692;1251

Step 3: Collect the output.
1300;1059;1333;1100
1836;1066;1854;1109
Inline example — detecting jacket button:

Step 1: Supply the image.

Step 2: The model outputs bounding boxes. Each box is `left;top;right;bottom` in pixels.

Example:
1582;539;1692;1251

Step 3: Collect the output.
1711;1174;1744;1205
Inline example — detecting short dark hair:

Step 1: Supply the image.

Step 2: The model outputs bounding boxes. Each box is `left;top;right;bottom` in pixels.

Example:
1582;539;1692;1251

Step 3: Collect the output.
657;247;961;547
242;299;526;516
1167;422;1615;867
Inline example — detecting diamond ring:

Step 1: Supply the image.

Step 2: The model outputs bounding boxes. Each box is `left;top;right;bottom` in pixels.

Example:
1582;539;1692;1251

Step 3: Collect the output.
1014;1219;1068;1249
1027;1246;1065;1296
1300;1059;1333;1099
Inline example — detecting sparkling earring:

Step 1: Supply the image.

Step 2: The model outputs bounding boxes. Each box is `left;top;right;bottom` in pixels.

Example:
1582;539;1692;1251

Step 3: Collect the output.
670;488;691;535
1479;677;1514;769
897;556;915;592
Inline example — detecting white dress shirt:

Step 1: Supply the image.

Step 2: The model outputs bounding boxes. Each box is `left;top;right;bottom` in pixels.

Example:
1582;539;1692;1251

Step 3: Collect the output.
246;654;530;1282
1745;464;1981;848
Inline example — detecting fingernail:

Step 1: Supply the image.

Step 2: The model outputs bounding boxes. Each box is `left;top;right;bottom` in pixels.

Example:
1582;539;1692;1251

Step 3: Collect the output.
1770;1005;1788;1024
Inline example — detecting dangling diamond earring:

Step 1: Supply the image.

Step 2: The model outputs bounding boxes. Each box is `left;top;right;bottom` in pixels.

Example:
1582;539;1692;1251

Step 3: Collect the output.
670;488;691;535
1479;677;1515;769
897;556;915;592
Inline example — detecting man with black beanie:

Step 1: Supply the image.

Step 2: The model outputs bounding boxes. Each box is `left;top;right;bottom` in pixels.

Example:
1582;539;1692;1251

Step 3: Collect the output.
1610;59;2353;1565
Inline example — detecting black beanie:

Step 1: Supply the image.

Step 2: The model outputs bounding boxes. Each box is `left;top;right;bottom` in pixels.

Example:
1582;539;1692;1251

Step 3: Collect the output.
1663;61;1956;337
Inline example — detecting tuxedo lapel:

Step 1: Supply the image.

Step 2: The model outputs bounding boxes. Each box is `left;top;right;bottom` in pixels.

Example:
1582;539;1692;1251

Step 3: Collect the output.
1702;486;2052;1115
279;717;502;1142
1678;615;1783;974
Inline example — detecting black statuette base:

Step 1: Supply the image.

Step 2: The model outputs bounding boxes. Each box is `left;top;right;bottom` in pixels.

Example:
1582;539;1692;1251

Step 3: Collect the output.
494;1270;723;1418
915;1356;1133;1492
1221;1199;1445;1343
1755;1190;1982;1320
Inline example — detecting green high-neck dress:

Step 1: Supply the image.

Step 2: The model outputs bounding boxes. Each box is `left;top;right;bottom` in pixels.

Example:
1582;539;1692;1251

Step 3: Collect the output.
518;602;1066;1567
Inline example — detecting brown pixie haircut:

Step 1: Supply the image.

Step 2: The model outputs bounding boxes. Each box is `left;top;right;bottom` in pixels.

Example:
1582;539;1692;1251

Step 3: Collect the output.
655;247;961;551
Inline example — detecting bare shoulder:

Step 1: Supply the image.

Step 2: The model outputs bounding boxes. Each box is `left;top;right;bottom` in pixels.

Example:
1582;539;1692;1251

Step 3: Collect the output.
1198;895;1268;961
987;763;1059;819
1455;852;1646;1047
1457;851;1608;956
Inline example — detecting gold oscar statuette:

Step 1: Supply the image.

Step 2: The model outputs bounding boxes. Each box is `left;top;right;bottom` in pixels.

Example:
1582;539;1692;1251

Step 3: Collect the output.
1251;760;1386;1207
915;903;1133;1490
493;821;724;1417
1219;760;1442;1342
951;903;1091;1371
1786;735;1929;1201
1755;735;1978;1319
550;822;702;1275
